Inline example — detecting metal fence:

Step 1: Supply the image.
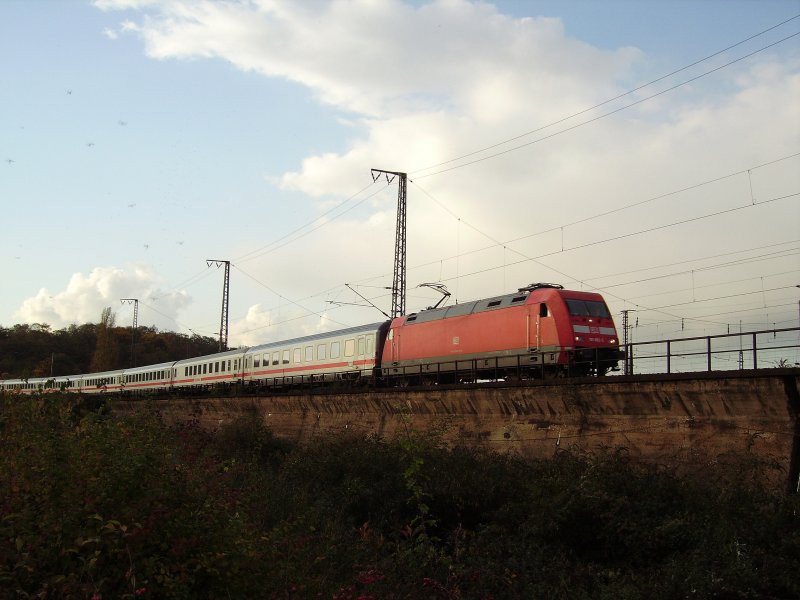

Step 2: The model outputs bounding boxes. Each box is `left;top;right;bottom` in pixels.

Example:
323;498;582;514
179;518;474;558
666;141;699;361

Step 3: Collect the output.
622;326;800;375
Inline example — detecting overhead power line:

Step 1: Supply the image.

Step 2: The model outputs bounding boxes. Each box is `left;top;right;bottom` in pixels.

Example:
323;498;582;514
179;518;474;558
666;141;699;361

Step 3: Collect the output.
411;30;800;179
219;16;799;277
399;153;799;290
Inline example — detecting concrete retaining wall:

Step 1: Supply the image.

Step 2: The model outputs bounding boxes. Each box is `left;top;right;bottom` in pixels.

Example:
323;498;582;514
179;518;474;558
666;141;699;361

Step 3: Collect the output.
115;369;800;492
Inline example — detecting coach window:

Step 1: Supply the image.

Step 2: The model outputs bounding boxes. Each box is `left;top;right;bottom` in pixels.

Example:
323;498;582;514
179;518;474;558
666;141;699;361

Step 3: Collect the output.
317;344;327;360
344;339;355;357
330;341;341;359
305;346;313;362
282;349;290;364
367;337;374;355
293;348;302;363
227;360;231;371
254;355;260;368
539;303;549;318
203;364;207;375
271;351;279;365
357;336;365;356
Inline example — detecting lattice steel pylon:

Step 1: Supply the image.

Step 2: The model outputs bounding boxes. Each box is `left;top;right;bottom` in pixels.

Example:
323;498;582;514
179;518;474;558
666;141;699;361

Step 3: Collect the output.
206;259;230;351
371;169;407;318
120;298;138;367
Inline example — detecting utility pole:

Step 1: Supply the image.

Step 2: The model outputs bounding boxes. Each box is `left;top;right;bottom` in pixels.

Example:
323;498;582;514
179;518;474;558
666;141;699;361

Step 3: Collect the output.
120;298;138;367
371;169;407;318
206;260;230;351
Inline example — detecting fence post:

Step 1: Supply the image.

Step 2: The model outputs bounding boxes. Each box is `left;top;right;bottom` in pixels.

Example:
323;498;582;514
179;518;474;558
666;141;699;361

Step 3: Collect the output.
707;337;712;372
752;333;758;369
666;340;671;374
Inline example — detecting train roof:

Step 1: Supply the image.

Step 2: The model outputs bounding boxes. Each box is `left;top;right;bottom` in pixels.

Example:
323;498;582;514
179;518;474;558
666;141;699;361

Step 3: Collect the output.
245;321;389;354
402;283;602;326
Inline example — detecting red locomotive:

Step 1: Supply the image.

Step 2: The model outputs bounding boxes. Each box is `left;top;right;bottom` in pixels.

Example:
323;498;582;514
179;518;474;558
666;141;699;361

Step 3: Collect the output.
381;283;623;382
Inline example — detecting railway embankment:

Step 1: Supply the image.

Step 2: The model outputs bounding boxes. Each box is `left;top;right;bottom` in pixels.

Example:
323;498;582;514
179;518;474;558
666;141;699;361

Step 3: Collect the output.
115;368;800;492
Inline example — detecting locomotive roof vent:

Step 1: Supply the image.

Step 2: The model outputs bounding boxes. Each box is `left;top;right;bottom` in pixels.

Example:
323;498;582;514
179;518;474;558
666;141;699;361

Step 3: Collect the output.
518;282;564;292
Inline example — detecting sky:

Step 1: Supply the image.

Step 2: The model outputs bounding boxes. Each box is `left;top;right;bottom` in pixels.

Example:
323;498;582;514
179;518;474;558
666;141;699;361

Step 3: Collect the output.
1;0;799;365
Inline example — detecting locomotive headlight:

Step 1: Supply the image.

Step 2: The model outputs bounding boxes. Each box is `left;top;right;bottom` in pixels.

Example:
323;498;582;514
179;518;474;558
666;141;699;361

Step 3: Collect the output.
574;336;582;342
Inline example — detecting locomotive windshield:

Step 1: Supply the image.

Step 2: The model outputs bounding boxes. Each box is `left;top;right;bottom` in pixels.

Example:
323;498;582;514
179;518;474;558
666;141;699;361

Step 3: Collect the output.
565;298;611;319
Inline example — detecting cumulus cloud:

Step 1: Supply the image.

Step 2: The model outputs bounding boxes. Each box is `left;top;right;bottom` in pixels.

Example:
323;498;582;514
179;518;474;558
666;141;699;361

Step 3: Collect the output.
15;265;191;330
229;303;339;348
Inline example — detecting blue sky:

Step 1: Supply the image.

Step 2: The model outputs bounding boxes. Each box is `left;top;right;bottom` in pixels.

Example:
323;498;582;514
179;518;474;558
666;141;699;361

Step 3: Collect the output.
1;0;799;357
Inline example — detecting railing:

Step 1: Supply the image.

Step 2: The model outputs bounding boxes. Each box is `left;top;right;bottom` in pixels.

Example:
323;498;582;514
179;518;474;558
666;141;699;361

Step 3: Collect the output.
622;326;800;375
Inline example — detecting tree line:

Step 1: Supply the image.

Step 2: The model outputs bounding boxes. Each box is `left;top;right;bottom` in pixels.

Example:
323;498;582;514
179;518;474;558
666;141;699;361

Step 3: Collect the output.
0;309;220;379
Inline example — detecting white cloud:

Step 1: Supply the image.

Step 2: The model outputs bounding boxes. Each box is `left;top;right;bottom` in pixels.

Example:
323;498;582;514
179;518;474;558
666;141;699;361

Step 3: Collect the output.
15;265;192;330
95;0;799;339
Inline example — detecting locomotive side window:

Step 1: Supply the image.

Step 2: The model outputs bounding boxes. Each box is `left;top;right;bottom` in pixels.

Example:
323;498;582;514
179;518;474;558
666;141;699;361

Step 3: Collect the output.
539;303;549;318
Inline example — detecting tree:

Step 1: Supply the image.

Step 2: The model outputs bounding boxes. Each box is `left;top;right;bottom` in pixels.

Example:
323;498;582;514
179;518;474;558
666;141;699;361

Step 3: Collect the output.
90;307;118;373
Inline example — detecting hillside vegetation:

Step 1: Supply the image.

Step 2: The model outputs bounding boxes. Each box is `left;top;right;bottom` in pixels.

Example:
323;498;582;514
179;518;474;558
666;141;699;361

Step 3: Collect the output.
1;394;798;599
0;322;219;380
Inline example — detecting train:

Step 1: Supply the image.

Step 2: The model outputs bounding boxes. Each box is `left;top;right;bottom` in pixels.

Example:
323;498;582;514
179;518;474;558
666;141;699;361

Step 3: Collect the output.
0;283;624;395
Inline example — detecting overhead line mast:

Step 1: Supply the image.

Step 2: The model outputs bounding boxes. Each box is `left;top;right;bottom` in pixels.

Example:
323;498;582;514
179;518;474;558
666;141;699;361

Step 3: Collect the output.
206;259;230;351
120;298;138;367
371;169;407;318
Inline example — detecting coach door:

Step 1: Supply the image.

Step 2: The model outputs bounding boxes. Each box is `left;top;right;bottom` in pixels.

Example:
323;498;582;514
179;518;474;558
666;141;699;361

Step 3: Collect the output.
389;327;399;363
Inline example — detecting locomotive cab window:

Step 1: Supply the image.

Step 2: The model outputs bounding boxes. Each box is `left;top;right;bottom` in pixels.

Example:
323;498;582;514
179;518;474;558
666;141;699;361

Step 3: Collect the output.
539;303;549;318
565;299;611;319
